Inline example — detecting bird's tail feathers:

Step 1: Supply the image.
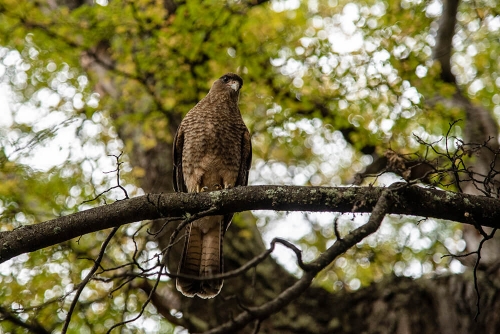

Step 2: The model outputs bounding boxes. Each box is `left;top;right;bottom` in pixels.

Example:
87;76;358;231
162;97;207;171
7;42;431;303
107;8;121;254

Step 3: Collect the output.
176;217;223;299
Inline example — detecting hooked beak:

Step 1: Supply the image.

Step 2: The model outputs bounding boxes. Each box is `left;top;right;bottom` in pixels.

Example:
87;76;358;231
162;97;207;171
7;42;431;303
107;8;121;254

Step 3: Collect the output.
228;80;240;92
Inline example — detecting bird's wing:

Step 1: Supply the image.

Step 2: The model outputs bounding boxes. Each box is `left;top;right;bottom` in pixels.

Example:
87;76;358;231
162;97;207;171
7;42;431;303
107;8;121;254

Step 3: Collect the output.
223;129;252;233
172;125;187;193
236;129;252;187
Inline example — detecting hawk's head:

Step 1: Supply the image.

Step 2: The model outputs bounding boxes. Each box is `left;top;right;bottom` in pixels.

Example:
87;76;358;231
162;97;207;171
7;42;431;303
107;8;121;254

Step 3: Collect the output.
210;73;243;98
220;73;243;92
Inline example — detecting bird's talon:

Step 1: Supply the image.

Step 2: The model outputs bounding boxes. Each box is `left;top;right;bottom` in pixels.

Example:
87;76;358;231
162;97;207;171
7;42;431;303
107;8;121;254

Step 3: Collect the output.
213;184;222;190
201;186;209;192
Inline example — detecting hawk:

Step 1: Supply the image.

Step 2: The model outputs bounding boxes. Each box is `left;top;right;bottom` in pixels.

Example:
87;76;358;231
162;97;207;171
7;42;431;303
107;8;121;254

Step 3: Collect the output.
173;73;252;298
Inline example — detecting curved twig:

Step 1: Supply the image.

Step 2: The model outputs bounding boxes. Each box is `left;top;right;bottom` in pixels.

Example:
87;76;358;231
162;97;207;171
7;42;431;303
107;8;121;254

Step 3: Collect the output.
61;226;119;333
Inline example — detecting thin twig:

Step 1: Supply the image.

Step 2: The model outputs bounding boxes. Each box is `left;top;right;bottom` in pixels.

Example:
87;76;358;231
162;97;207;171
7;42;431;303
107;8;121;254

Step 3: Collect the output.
105;263;166;333
473;228;497;321
163;237;311;283
61;227;119;333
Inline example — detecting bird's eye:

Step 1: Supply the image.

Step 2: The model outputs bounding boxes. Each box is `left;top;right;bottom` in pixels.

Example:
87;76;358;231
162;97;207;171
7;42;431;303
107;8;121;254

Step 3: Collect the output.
222;76;229;83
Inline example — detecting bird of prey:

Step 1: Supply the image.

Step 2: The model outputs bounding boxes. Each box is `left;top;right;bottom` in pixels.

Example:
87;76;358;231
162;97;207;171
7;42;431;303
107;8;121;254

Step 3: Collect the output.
172;73;252;298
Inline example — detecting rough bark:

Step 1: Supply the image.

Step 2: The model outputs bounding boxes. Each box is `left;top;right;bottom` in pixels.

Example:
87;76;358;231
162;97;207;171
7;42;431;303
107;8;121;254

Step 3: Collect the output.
326;271;500;334
2;184;500;264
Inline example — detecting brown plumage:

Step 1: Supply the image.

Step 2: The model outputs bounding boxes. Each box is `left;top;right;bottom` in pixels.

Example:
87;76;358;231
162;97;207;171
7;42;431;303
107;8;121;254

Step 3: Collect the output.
173;73;252;298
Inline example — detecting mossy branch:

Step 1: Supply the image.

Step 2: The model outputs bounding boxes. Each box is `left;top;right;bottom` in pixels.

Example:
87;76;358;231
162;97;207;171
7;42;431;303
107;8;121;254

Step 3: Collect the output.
0;184;499;264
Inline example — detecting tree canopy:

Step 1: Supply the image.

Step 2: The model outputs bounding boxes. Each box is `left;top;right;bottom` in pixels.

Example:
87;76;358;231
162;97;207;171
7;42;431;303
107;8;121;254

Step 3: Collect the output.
1;0;500;333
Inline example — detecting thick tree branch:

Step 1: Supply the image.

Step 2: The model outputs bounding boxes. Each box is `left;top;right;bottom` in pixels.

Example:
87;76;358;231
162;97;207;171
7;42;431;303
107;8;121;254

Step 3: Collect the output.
0;185;499;264
433;0;459;83
0;306;50;334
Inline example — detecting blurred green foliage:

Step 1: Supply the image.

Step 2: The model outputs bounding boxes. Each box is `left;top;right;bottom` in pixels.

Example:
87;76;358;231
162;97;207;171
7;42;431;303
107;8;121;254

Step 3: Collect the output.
0;0;499;331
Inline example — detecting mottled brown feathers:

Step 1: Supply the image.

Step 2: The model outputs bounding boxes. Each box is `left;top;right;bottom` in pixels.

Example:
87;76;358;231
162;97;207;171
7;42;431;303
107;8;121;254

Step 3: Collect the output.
173;73;252;298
